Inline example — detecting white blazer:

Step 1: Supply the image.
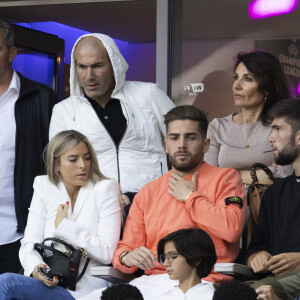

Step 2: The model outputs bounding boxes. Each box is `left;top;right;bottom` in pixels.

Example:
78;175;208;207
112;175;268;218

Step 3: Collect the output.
19;176;121;299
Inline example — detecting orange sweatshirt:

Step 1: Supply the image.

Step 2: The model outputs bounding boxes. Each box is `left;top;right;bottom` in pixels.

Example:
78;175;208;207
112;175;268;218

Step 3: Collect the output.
113;162;246;282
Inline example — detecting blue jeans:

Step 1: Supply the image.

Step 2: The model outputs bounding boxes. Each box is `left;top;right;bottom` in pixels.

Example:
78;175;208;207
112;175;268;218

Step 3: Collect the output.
0;273;75;300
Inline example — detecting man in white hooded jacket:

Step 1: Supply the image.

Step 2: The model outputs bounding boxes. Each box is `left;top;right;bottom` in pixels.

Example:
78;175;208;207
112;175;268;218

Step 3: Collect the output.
50;33;175;200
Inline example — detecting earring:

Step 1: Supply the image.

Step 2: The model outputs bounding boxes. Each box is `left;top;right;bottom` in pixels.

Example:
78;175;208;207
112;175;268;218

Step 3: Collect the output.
55;169;60;175
264;96;267;103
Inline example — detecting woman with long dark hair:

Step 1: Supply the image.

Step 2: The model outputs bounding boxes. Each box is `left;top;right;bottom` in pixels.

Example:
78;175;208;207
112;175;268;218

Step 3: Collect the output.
205;51;292;185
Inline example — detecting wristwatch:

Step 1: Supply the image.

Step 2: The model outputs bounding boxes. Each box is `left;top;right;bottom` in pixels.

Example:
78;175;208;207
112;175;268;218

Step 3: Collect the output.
119;250;131;266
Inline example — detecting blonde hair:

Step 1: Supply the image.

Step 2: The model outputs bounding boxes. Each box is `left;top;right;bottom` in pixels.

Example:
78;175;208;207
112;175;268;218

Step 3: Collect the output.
45;130;107;185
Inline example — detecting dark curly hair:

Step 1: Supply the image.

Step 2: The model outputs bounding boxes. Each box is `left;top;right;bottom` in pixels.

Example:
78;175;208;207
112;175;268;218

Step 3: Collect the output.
157;227;217;279
269;98;300;135
213;280;257;300
234;51;290;125
101;283;144;300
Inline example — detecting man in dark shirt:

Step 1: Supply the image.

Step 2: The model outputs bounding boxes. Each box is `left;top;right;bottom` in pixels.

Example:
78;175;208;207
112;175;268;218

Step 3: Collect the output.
247;99;300;300
0;19;58;274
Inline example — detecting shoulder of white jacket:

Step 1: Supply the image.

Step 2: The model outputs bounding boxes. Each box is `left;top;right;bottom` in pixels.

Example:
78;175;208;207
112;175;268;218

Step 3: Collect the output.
94;179;119;189
120;80;154;89
33;175;51;189
115;81;156;98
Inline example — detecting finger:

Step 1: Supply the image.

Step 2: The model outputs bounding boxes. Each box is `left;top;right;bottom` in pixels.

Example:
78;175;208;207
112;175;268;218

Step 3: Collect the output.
47;276;59;287
168;181;175;189
139;246;157;262
129;254;151;270
256;287;276;300
256;286;271;294
266;255;280;267
135;248;156;268
43;278;55;287
170;172;182;180
33;270;53;286
57;204;65;213
133;247;156;269
252;259;265;273
64;202;70;211
169;177;178;185
271;265;288;276
36;263;48;269
258;259;268;271
257;285;271;290
252;262;263;273
130;257;149;270
266;259;286;272
251;259;260;273
251;263;259;273
168;188;174;197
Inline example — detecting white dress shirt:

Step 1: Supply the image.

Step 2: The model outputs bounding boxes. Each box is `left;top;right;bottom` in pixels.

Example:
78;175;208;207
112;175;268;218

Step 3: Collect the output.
131;274;215;300
0;71;23;245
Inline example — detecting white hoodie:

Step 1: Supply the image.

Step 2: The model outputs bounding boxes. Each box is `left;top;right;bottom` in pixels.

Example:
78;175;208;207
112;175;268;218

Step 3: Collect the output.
50;33;175;193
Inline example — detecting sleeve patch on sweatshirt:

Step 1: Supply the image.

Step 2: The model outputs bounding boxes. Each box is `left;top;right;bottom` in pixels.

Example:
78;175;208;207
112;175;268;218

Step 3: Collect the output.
225;196;243;208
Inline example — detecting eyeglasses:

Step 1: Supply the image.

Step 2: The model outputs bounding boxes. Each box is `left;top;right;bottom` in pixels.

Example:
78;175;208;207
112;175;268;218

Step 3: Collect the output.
159;252;181;264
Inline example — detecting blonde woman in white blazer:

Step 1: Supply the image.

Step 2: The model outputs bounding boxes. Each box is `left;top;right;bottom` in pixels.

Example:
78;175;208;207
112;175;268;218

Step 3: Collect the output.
0;130;121;299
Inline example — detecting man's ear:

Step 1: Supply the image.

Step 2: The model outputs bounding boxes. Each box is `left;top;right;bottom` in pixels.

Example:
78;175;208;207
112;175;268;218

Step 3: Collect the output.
295;130;300;147
203;138;210;154
9;46;17;63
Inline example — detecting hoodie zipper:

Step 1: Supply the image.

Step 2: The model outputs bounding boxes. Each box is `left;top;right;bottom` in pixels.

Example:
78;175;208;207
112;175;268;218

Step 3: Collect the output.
115;103;129;184
79;97;128;185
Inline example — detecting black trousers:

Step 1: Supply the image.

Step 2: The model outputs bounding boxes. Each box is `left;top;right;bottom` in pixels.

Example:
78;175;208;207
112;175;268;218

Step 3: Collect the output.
0;239;22;274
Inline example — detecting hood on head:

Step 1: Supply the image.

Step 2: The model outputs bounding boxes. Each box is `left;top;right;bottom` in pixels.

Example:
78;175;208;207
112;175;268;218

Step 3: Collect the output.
70;33;129;98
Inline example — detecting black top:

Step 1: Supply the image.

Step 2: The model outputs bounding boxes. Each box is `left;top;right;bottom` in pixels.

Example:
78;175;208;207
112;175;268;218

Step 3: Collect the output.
247;174;300;258
86;94;127;147
15;73;59;233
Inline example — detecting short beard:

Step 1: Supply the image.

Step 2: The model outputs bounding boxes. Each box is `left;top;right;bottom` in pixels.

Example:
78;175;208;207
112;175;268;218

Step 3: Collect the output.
275;136;299;166
168;152;203;172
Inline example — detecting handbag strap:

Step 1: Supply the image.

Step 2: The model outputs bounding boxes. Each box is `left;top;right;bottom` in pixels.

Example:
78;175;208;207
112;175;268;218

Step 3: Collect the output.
43;237;75;251
34;242;70;257
76;251;90;283
250;163;275;184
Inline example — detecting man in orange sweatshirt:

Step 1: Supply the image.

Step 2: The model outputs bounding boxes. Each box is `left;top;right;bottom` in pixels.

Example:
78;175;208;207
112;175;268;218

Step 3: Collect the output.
113;105;246;283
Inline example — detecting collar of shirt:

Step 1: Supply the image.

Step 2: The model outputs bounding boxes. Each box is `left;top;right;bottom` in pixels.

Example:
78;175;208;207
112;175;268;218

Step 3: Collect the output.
83;92;127;147
0;70;20;101
84;92;119;109
154;281;214;299
173;280;211;291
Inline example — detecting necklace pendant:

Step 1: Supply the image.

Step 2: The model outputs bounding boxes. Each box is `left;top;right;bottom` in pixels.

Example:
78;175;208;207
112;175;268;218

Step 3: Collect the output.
245;144;250;148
